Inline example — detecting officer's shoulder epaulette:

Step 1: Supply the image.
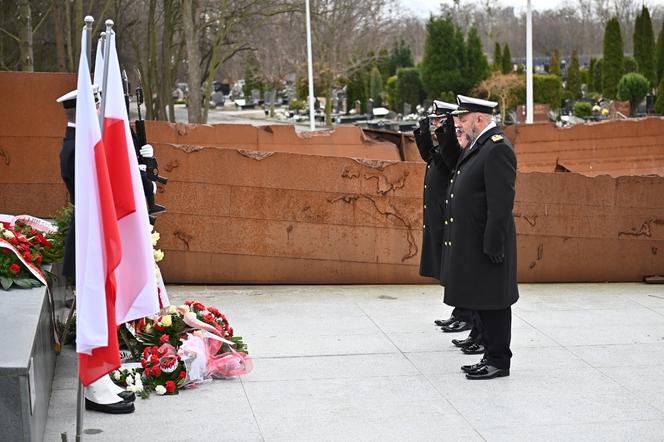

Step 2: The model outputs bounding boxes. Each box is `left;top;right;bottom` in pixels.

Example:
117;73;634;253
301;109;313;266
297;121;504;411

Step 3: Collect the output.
491;134;504;143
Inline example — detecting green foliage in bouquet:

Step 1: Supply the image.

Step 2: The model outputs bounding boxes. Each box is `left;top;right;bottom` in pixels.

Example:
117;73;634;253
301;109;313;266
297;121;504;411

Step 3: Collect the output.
48;204;73;263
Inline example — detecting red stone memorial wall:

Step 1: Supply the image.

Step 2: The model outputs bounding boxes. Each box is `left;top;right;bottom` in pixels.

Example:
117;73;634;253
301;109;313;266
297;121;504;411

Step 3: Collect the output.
1;72;662;283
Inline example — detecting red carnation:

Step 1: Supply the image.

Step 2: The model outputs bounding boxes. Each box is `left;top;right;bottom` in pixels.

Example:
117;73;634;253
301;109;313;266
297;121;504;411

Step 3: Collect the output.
23;251;32;261
34;254;42;264
9;263;20;274
207;306;220;317
160;334;170;344
203;314;215;324
165;380;176;393
184;300;193;306
178;371;186;380
192;302;206;312
152;366;162;377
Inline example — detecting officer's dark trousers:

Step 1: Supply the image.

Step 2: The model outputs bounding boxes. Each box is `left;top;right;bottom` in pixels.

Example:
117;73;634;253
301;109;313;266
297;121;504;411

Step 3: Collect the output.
469;310;483;342
451;307;473;323
477;307;512;369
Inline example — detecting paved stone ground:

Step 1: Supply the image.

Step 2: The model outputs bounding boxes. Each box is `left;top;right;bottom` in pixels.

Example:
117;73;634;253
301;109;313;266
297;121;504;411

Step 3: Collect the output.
45;283;664;441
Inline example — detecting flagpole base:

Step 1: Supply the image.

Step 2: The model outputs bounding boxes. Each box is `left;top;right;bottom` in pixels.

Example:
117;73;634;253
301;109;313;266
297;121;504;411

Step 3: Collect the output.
75;377;84;441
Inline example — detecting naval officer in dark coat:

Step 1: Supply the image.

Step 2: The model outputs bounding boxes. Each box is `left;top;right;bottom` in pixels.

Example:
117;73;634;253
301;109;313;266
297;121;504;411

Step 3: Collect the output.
442;95;518;380
414;100;461;279
414;101;473;333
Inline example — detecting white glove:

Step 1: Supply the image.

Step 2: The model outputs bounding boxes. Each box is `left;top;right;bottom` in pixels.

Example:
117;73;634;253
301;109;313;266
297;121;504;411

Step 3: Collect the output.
139;144;154;158
152;182;157;194
138;164;147;172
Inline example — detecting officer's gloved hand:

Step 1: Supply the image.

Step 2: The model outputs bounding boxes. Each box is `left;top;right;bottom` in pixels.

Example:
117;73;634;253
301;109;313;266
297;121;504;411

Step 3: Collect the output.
138;164;147;172
417;117;430;134
414;117;433;161
443;113;456;136
487;254;505;264
435;115;460;150
139;144;154;158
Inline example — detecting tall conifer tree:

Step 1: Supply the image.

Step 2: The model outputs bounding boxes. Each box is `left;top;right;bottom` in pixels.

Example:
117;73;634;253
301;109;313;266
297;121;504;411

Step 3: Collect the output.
567;50;582;98
638;6;657;86
465;27;490;90
420;17;466;97
657;26;664;84
501;43;512;74
493;42;502;71
550;49;562;76
602;18;624;99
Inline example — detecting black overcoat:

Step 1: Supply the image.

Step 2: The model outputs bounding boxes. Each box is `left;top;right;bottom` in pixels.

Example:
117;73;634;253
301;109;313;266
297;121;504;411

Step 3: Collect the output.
414;125;461;280
59;126;76;280
441;126;518;309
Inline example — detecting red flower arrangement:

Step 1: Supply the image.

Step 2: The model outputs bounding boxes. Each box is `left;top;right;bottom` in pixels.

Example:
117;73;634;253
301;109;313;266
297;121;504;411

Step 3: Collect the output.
140;343;187;395
118;300;249;397
0;219;62;290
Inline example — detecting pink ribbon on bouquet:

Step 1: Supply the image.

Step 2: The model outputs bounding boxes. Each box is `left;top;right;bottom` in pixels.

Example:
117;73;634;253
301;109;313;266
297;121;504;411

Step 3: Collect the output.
180;311;252;377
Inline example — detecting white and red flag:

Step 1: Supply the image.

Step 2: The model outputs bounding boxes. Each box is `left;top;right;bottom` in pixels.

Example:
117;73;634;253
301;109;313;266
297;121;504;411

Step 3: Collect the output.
102;31;164;322
75;29;122;386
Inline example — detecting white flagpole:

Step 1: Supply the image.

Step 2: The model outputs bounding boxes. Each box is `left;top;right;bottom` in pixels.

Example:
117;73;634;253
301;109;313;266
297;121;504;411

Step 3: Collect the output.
526;0;534;124
99;20;114;132
76;17;95;442
305;0;315;131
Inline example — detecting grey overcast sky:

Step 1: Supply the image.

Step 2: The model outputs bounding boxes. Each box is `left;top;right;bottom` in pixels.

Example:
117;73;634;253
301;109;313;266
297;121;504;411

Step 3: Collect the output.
398;0;664;18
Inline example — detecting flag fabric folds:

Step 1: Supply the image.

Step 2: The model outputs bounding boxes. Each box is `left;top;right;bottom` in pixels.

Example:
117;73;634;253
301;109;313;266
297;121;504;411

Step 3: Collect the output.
103;31;163;323
75;29;122;386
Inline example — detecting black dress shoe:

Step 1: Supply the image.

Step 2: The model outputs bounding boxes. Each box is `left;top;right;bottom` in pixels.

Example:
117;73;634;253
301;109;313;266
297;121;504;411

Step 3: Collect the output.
461;359;486;373
85;398;135;414
434;317;456;327
441;320;472;333
465;365;510;380
461;343;485;355
149;203;167;216
117;391;136;402
452;336;475;347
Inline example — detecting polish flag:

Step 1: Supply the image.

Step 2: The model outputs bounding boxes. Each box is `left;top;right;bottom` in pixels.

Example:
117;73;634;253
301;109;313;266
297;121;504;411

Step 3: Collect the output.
102;31;163;323
93;36;103;88
75;29;122;386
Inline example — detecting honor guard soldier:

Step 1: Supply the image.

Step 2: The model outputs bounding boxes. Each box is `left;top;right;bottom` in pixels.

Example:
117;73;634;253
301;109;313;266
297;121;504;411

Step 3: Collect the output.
443;95;519;380
57;87;136;413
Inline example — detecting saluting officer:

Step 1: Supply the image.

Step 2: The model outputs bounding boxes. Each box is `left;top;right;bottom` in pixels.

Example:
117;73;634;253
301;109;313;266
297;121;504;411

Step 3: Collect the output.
414;101;474;332
414;100;460;279
442;95;519;380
